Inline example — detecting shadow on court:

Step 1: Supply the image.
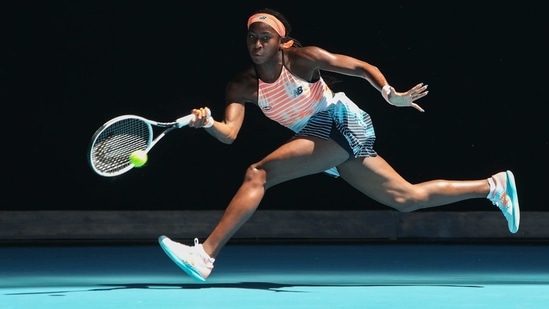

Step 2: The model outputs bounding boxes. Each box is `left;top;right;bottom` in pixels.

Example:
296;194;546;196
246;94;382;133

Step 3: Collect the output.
5;281;489;296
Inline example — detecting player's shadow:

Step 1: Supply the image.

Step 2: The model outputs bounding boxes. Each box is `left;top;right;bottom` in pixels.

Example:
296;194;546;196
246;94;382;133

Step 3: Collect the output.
5;282;484;296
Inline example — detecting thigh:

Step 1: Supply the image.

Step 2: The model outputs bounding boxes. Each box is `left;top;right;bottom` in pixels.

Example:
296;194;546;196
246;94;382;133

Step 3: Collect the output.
257;136;349;188
337;155;412;206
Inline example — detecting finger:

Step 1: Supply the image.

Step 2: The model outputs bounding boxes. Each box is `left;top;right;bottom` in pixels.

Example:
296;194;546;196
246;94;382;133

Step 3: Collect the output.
204;107;212;118
199;108;209;120
414;91;429;100
189;109;202;128
413;83;429;93
411;103;425;113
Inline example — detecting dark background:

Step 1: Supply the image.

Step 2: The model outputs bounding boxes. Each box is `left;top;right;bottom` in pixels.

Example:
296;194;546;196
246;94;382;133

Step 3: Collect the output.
6;1;547;212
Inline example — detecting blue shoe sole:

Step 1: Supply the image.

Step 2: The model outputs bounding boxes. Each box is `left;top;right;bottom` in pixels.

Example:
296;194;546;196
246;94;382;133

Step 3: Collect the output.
506;170;520;233
158;235;206;282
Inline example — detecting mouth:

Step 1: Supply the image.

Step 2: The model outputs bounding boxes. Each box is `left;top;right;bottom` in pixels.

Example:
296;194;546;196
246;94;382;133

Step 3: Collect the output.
250;52;263;62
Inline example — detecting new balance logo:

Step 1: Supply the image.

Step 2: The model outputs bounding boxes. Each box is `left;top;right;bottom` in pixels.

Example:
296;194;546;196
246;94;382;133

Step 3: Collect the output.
293;86;303;98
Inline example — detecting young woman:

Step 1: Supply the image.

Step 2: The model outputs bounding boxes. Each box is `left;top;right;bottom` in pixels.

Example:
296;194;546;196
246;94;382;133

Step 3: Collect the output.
158;8;519;282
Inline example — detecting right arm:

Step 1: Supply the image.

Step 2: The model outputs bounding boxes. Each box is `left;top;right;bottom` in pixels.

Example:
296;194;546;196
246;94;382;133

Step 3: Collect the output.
189;68;256;144
203;101;245;145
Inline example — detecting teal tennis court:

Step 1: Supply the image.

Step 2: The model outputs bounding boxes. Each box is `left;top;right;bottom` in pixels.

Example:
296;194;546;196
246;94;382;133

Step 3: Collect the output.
2;241;548;308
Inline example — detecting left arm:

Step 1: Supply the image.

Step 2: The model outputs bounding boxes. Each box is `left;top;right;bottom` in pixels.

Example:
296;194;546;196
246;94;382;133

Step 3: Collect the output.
292;46;428;112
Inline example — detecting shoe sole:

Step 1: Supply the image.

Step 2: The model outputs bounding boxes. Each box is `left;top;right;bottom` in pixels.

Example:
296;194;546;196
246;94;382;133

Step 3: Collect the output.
506;170;520;233
158;235;207;282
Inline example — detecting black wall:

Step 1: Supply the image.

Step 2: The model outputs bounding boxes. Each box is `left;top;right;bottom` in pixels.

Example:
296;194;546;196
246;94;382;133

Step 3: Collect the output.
6;1;547;212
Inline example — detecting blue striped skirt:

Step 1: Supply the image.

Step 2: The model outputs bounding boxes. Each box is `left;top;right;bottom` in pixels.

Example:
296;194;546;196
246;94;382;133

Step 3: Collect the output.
295;93;377;177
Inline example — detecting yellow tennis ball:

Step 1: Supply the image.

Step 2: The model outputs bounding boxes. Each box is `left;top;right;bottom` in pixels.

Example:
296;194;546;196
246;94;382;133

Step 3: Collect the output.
129;150;148;167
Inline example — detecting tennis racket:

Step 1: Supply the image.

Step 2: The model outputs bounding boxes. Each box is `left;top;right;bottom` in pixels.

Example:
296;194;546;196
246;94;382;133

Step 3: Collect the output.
88;113;195;177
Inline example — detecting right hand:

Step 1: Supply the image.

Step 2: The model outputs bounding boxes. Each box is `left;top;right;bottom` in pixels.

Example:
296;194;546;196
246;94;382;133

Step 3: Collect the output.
189;107;213;128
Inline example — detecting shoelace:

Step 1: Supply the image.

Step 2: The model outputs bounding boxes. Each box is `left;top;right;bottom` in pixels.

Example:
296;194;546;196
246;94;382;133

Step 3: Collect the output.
190;238;214;265
185;238;201;263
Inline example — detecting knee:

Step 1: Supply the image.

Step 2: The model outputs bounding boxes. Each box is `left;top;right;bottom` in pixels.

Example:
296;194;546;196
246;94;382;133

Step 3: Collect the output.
243;164;267;186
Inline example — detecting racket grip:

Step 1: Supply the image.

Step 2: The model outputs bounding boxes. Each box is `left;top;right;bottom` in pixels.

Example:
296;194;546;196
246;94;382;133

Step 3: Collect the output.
176;114;195;128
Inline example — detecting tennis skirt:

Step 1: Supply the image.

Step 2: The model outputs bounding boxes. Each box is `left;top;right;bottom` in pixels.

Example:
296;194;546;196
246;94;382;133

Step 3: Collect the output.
295;92;377;177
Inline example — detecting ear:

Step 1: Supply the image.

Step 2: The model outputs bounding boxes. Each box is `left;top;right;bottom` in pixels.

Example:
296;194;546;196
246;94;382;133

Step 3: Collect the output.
281;39;295;49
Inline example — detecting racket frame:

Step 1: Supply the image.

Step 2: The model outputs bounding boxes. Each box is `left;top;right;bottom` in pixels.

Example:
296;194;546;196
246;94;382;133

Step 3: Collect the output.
88;114;194;177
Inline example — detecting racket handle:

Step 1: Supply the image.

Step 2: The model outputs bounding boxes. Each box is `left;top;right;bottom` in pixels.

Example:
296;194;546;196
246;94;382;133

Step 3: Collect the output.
175;114;195;128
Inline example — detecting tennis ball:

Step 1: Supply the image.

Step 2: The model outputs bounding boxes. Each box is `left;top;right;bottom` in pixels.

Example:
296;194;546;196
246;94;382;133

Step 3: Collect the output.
129;150;148;167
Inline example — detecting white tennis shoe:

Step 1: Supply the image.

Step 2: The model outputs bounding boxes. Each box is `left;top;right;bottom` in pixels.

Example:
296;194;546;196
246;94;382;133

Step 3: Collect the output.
158;235;215;282
488;170;520;233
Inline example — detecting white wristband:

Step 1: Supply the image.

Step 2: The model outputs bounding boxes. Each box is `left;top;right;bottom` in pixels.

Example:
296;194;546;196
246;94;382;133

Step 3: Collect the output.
203;116;214;128
381;85;392;103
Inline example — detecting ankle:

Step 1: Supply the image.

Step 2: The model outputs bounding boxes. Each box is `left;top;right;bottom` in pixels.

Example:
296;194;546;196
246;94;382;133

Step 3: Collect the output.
487;176;496;199
199;243;215;261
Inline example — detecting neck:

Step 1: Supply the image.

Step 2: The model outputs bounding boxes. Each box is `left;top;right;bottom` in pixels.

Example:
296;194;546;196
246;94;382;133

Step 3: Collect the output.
255;51;283;83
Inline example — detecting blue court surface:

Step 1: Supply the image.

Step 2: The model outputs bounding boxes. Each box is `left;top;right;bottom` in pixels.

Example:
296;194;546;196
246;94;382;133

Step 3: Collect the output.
1;241;548;308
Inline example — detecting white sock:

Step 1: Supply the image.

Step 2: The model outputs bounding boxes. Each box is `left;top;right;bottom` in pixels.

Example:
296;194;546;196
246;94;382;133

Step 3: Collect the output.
487;177;496;199
197;244;215;263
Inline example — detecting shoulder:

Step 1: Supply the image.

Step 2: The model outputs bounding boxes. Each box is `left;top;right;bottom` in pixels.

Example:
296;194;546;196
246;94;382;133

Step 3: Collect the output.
285;46;335;71
285;46;335;80
285;46;333;61
225;66;258;104
227;66;257;90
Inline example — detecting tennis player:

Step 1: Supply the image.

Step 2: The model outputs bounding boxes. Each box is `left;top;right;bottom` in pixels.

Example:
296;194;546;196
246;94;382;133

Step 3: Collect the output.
158;8;520;282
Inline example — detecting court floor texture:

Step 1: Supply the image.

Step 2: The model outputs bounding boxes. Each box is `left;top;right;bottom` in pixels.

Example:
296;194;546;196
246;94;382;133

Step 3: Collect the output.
1;241;548;308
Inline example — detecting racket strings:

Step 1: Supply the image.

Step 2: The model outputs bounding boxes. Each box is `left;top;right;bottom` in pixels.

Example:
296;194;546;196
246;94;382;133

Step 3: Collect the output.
91;118;151;175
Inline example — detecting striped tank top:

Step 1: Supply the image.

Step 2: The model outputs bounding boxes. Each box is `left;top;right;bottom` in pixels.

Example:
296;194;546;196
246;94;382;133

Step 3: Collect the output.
257;65;333;132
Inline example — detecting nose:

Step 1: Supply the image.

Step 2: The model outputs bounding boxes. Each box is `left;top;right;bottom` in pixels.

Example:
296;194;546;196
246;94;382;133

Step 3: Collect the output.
253;39;262;49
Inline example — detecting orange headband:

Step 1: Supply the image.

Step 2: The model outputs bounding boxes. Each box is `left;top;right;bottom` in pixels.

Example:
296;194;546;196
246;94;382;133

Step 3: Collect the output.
247;13;286;37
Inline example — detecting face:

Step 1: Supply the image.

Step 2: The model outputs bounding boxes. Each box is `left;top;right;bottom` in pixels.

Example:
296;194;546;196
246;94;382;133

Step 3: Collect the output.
247;22;282;64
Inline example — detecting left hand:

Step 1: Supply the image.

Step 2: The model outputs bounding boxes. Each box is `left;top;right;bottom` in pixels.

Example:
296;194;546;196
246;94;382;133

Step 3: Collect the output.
385;83;429;112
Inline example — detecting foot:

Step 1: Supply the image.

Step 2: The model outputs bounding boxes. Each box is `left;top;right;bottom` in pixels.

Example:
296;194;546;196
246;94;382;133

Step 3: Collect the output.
488;170;520;233
158;236;215;282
